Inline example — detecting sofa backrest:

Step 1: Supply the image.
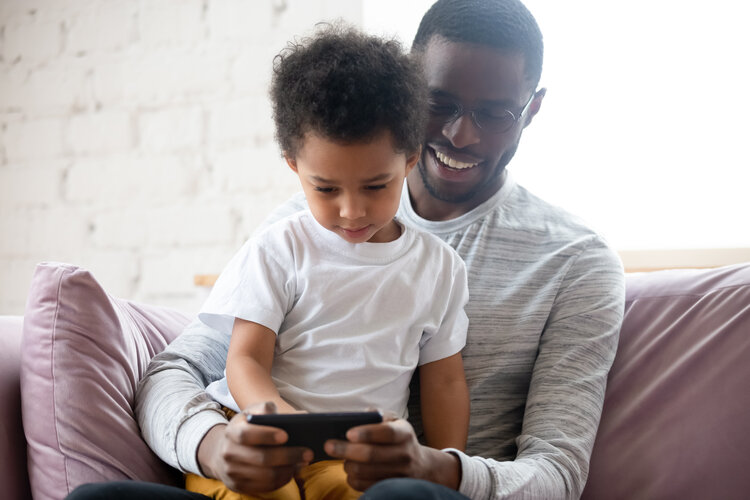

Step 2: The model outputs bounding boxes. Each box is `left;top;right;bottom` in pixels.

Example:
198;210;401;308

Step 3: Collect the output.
583;263;750;500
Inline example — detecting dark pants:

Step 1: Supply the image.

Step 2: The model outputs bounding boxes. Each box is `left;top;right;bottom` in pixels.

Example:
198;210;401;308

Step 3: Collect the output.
66;481;210;500
66;477;469;500
360;478;470;500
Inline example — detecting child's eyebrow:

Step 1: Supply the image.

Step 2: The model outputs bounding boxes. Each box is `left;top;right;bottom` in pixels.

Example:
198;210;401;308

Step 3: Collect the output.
309;175;335;184
309;173;392;184
362;173;392;183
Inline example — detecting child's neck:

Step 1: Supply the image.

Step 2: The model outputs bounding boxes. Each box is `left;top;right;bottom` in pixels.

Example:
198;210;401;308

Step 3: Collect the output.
367;219;402;243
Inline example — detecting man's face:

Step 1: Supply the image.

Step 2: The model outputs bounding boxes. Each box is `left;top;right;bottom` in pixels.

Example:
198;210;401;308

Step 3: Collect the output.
416;36;542;205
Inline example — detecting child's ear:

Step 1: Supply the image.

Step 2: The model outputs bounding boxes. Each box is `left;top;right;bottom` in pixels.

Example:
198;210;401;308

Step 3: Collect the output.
404;147;421;175
284;153;298;173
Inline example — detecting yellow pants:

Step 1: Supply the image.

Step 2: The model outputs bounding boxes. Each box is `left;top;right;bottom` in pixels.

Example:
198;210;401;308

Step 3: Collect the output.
185;460;361;500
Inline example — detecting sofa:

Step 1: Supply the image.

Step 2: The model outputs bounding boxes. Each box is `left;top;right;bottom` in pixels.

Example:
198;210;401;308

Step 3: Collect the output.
1;261;748;500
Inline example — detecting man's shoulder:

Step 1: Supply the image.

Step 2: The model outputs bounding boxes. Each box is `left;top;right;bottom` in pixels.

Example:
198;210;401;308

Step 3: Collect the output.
253;209;314;245
456;182;620;277
488;183;612;260
255;192;309;234
511;185;624;282
404;222;466;267
511;183;597;235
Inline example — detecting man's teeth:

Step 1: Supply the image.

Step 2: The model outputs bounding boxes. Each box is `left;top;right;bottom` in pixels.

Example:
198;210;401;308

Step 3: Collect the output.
435;151;478;169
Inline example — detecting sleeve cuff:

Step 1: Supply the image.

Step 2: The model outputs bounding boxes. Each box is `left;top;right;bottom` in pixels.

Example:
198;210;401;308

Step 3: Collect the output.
443;448;493;500
175;407;229;476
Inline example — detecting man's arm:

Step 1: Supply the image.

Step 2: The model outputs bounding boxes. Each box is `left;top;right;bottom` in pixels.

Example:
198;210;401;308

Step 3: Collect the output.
135;319;231;473
452;238;625;499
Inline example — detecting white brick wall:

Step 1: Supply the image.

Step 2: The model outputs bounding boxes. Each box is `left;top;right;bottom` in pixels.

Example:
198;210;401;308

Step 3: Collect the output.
0;0;363;315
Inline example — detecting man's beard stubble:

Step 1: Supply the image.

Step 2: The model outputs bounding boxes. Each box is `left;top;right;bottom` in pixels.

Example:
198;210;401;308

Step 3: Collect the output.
417;144;518;204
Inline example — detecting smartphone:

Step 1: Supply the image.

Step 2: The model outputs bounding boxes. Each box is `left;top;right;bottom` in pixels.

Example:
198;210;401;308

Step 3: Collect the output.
246;411;383;460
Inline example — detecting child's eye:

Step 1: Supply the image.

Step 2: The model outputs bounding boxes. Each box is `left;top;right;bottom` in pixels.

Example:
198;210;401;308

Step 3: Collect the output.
365;184;387;191
314;186;335;193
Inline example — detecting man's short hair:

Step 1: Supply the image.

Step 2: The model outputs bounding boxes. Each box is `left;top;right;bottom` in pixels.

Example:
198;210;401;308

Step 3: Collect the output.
412;0;544;88
271;24;428;158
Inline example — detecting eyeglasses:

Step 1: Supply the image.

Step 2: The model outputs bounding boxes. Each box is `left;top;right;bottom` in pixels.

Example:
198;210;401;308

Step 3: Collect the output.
427;92;536;134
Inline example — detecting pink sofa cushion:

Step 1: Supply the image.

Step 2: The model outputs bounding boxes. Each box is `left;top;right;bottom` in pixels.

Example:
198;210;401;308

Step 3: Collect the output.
0;315;32;500
21;262;191;500
583;263;750;500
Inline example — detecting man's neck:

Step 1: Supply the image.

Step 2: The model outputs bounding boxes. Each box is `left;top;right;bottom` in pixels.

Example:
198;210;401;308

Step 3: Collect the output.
406;169;507;221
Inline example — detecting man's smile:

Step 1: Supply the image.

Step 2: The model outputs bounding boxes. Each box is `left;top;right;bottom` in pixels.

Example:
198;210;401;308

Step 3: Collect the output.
426;145;486;183
434;150;480;170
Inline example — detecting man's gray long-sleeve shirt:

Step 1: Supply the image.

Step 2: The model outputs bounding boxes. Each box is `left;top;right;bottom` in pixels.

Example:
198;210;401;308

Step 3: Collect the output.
136;174;625;499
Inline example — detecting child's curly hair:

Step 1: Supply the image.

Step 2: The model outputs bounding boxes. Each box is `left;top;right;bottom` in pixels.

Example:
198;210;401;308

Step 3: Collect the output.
270;24;428;158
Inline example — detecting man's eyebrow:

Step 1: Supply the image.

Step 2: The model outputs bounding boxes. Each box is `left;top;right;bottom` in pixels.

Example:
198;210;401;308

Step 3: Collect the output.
429;88;515;108
429;88;456;99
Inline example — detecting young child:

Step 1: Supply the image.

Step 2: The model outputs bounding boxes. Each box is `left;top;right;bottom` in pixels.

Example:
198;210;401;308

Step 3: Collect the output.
187;25;470;500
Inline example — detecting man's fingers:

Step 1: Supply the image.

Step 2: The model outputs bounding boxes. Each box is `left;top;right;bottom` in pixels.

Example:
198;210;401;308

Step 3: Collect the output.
224;463;299;493
346;419;412;444
343;459;412;492
326;439;411;464
224;410;314;465
227;441;312;468
226;411;288;446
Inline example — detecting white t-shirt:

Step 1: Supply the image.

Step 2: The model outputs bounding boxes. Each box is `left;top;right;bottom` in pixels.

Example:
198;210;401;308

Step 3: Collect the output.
199;210;469;417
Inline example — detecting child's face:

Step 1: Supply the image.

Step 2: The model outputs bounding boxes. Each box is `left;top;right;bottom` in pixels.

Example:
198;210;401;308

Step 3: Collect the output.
286;131;418;244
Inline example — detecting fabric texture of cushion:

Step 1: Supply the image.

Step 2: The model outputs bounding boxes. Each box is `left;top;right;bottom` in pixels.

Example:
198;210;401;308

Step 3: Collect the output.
21;262;191;500
583;263;750;500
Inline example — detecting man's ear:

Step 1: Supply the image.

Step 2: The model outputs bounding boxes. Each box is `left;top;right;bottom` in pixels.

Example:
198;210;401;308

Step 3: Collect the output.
284;154;298;173
523;87;546;128
405;146;421;175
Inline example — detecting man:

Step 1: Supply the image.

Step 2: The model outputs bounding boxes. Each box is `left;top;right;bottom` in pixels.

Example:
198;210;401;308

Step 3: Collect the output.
68;1;624;499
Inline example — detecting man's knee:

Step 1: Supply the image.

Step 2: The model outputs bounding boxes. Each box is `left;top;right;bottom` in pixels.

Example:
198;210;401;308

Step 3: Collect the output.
66;482;132;500
361;478;469;500
65;480;208;500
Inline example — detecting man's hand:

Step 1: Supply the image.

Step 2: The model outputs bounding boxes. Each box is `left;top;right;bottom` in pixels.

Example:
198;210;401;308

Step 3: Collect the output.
196;402;313;494
324;417;462;492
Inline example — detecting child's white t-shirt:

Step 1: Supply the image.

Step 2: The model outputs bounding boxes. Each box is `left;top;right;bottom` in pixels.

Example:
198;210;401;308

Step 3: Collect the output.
199;210;469;417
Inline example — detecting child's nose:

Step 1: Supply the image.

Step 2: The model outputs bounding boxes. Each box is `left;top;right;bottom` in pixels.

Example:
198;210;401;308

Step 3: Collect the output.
339;195;366;220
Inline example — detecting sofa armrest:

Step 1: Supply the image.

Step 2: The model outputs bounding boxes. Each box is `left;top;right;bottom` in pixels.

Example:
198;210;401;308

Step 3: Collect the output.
0;315;32;500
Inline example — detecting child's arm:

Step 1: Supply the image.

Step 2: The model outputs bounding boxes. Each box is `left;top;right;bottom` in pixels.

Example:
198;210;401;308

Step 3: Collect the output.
419;352;469;451
226;317;297;413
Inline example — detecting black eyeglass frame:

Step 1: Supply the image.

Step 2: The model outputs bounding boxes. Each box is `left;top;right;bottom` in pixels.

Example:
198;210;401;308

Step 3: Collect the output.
429;91;537;134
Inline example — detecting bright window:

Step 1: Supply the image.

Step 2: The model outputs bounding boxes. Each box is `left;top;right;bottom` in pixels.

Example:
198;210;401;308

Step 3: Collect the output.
363;0;750;251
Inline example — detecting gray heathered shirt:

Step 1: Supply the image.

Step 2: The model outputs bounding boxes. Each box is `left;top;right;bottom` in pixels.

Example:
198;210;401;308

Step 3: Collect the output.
136;173;625;500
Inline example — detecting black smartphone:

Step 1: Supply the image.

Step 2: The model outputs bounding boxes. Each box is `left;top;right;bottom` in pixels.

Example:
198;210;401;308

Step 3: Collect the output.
246;411;383;460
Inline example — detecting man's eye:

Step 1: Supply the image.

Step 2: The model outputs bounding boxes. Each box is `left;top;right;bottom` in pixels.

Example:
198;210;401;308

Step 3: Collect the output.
428;101;458;117
479;108;513;122
365;184;387;191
